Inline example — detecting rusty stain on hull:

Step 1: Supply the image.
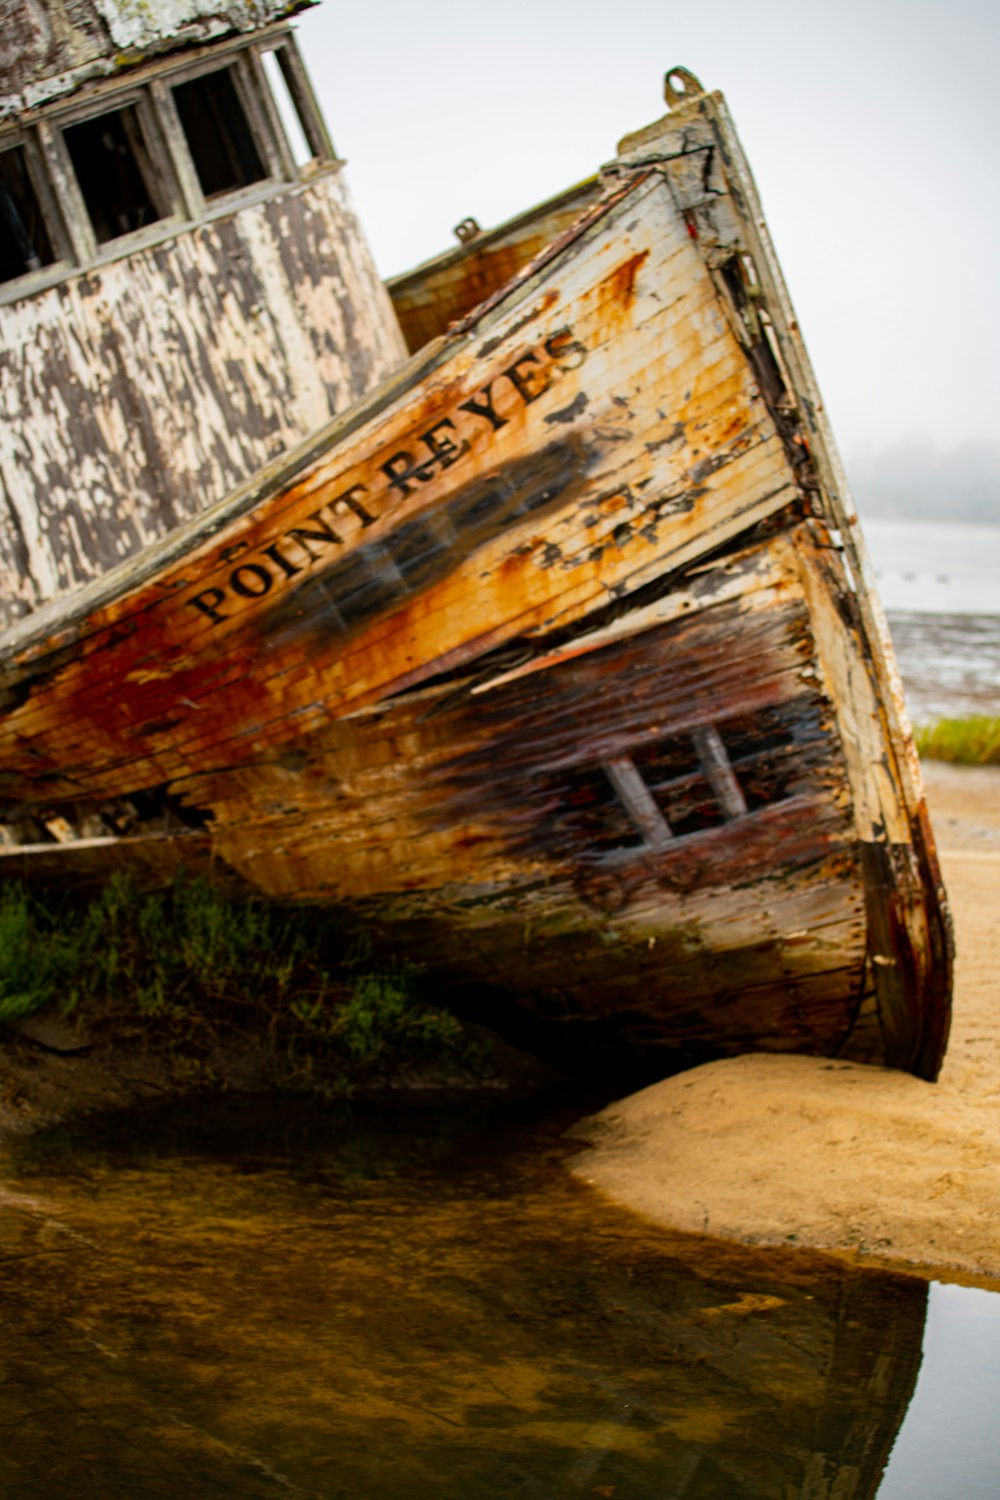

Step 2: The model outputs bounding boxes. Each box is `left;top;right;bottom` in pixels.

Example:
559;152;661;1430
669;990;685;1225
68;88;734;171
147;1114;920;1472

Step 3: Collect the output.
0;76;952;1081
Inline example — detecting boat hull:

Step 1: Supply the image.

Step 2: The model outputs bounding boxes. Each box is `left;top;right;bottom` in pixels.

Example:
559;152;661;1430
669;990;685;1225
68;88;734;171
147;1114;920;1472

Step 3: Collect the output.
0;90;952;1078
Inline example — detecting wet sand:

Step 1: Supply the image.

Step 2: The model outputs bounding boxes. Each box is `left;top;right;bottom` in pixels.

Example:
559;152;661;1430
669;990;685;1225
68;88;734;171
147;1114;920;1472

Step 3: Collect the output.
572;763;1000;1280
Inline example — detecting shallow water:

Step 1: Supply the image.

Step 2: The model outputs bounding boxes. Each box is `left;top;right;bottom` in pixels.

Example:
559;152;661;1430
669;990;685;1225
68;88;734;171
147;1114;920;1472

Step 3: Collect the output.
860;516;1000;722
863;519;999;621
0;1093;997;1498
886;611;1000;723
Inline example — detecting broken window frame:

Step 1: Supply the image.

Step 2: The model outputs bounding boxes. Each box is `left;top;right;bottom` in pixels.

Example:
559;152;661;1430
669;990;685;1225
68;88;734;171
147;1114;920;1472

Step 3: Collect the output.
0;26;338;304
539;700;818;867
254;38;335;173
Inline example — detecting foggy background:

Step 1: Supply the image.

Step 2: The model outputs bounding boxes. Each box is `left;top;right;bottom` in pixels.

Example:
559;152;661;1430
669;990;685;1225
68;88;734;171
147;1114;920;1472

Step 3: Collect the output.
295;0;999;527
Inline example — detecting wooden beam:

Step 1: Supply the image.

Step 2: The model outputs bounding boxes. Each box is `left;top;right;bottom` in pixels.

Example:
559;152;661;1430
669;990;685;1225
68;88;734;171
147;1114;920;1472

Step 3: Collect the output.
692;724;748;820
603;755;674;850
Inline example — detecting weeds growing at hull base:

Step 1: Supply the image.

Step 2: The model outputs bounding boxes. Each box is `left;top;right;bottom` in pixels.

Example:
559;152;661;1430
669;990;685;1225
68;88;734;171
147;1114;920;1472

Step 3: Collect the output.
914;716;1000;766
0;872;474;1091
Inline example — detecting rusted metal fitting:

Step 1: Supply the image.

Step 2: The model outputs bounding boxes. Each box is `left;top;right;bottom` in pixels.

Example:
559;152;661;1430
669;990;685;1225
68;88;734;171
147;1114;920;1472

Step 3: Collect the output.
664;67;705;108
453;217;482;245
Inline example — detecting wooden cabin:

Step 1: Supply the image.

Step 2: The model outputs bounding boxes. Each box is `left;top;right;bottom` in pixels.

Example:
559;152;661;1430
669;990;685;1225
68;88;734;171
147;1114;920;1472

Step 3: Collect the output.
0;0;406;631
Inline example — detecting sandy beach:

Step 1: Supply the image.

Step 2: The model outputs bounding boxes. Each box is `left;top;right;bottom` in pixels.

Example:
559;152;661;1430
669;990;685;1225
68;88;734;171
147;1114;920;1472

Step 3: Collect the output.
572;761;1000;1281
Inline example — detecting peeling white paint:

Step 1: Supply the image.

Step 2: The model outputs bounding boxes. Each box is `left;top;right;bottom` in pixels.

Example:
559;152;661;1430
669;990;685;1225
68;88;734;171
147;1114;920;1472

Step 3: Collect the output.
0;1;308;118
95;1;285;53
0;171;407;627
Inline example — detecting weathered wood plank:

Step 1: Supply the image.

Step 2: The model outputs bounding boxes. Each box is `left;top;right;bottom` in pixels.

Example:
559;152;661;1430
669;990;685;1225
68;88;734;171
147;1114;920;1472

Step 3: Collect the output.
0;3;310;118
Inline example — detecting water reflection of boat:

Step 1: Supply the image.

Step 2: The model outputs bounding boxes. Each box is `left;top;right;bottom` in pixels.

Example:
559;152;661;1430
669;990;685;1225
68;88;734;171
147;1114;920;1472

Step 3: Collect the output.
0;1096;930;1498
656;1258;928;1498
0;68;951;1078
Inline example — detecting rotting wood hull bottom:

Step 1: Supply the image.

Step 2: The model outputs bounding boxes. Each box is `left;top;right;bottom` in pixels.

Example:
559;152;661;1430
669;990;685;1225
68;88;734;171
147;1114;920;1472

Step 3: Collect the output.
0;813;937;1082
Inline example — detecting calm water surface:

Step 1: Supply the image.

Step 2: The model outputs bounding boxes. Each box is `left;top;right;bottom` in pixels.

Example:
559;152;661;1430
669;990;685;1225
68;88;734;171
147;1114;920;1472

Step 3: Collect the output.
2;1093;998;1498
864;519;1000;620
862;518;1000;721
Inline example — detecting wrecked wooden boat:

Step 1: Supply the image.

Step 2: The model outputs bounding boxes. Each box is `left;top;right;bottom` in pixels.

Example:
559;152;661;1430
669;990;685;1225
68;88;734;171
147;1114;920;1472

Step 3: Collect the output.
0;68;951;1080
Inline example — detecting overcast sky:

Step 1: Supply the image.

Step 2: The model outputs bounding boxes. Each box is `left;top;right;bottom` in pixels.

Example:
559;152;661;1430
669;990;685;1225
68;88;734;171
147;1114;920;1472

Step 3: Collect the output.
295;0;999;521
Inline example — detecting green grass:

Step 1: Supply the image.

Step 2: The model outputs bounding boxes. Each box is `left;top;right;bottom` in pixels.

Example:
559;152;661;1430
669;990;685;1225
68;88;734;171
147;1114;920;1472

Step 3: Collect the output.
914;716;1000;766
0;873;472;1091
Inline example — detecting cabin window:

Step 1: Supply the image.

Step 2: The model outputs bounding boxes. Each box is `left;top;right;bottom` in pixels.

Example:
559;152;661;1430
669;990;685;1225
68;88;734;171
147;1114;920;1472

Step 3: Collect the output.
0;144;56;282
259;45;326;168
63;105;166;244
172;66;268;199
